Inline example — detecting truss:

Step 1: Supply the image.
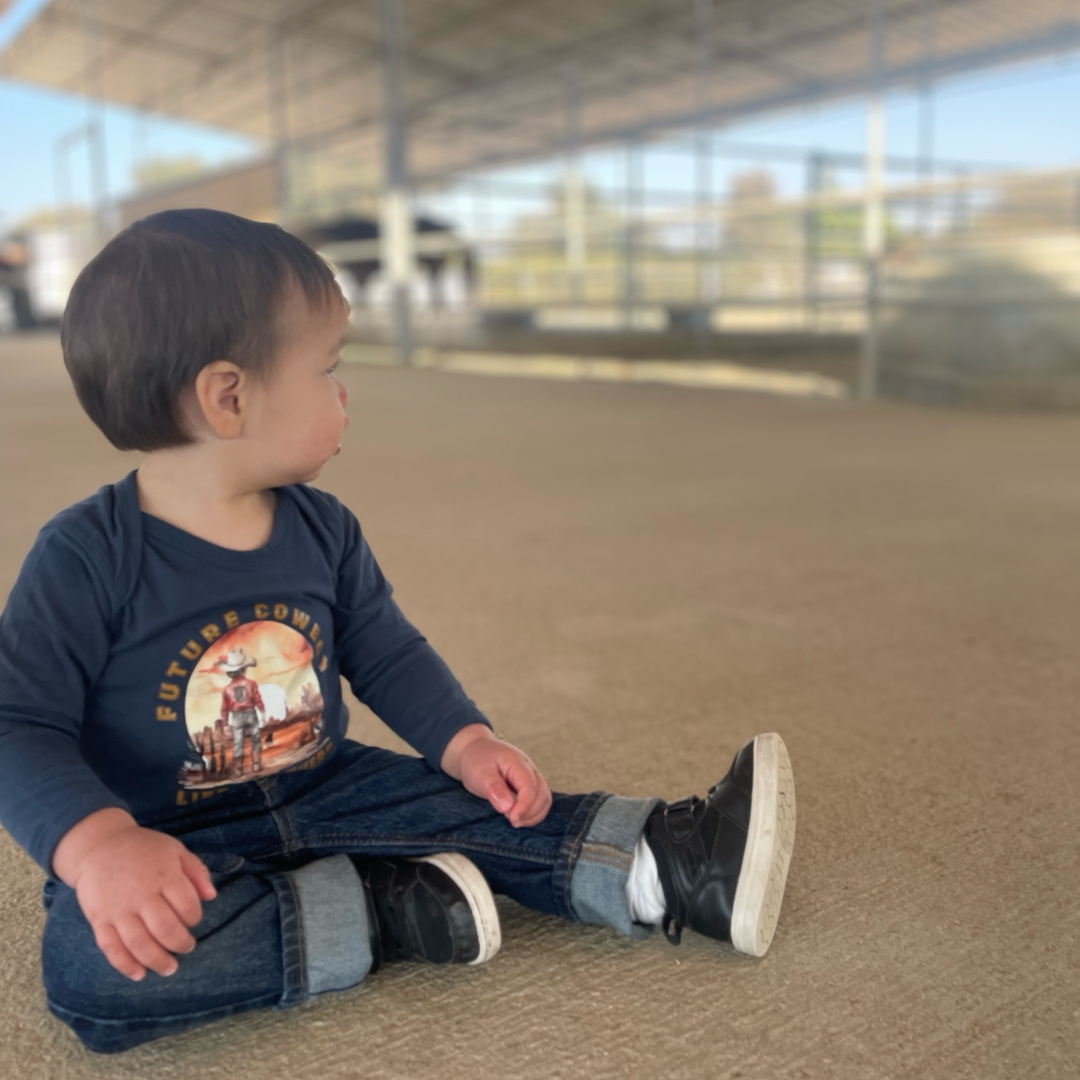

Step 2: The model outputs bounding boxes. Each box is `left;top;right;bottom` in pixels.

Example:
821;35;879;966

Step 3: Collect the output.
3;0;1079;184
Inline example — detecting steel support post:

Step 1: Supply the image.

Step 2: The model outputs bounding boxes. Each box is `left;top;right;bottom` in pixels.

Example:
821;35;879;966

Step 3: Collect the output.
859;0;886;401
80;0;108;242
918;87;936;235
693;0;715;323
563;61;586;304
268;34;291;222
694;132;712;327
54;123;96;231
380;0;414;365
918;0;937;236
53;139;73;217
804;152;825;331
622;143;640;330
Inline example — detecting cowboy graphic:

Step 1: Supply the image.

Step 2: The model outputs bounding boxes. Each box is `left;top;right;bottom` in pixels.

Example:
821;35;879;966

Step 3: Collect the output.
217;648;265;776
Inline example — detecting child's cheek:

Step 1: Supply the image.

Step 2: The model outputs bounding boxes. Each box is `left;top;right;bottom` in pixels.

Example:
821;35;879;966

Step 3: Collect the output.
298;422;339;464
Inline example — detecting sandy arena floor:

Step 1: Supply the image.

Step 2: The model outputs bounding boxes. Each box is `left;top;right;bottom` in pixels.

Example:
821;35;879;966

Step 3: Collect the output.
0;332;1076;1079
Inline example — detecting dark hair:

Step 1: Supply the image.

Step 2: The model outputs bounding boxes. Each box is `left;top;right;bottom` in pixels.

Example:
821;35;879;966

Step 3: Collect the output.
61;208;339;452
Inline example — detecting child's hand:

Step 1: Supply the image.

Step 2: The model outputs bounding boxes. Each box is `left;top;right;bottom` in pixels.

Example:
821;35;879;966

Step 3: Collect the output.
53;808;217;981
441;725;552;828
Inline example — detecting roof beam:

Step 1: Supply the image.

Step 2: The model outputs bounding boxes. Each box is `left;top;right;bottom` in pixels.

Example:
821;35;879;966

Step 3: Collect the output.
408;17;1080;183
57;0;205;92
209;1;784;140
283;0;879;162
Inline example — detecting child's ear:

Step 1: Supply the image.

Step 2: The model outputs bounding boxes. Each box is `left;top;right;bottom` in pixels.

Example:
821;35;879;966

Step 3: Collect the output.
193;361;248;439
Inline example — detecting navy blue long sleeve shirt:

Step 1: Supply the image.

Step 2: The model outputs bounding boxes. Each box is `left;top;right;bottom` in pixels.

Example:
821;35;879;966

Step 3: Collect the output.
0;471;490;872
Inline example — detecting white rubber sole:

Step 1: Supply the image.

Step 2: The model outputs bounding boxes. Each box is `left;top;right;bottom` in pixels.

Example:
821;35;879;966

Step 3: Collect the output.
729;733;796;958
414;852;502;965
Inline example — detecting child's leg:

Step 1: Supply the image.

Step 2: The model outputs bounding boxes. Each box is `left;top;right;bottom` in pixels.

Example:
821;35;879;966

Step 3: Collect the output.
44;735;793;1052
39;748;655;1054
255;734;795;955
183;740;664;940
41;849;375;1053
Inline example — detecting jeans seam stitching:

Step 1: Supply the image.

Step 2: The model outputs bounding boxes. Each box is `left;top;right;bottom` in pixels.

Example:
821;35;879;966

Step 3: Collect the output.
578;850;634;872
253;834;559;865
281;870;307;1002
562;793;606;917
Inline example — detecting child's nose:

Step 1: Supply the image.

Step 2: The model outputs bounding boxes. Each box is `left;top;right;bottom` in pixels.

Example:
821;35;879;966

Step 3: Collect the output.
338;382;349;408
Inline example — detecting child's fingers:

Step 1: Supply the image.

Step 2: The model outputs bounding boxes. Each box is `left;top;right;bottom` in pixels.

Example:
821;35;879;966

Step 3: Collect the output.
501;758;538;826
179;848;217;901
163;877;204;929
93;922;146;982
485;775;515;814
142;895;197;955
515;773;552;827
114;913;179;977
518;780;553;827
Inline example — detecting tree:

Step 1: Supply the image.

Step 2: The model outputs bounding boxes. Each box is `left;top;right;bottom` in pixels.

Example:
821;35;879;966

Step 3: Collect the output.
131;155;206;191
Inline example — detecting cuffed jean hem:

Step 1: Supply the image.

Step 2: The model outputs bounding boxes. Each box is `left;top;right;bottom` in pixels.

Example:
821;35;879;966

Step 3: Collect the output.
44;855;374;1054
278;854;373;1004
563;793;663;939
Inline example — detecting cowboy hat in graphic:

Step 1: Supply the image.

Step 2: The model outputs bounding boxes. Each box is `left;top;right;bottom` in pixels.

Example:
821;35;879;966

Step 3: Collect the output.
220;648;258;676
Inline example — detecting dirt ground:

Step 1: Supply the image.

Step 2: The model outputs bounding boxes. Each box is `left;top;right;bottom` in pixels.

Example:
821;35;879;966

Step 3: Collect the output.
0;331;1076;1079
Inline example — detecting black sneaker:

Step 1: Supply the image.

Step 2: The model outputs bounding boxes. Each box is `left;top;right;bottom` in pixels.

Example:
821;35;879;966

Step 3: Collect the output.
643;732;795;957
356;852;501;971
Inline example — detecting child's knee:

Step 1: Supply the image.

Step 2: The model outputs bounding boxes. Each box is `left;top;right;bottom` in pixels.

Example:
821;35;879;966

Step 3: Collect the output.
41;885;150;1026
41;882;283;1053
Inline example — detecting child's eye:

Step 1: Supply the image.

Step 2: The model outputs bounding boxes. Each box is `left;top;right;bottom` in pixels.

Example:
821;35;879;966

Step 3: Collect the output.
326;360;340;376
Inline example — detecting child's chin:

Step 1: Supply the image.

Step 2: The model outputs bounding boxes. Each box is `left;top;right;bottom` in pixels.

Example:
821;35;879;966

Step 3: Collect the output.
289;450;338;484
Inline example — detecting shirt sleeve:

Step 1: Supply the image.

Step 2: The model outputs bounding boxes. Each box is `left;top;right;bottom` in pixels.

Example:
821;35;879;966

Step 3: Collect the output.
0;525;131;873
332;508;491;770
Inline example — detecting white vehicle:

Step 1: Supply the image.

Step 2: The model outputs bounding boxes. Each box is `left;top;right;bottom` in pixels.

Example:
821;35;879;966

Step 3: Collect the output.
0;224;99;332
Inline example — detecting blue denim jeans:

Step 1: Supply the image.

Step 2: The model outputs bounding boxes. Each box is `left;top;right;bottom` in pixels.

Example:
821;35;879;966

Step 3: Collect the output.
42;740;660;1053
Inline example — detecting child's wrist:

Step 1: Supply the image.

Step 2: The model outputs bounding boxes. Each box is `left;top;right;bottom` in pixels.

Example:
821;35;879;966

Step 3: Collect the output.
440;723;496;779
52;806;139;887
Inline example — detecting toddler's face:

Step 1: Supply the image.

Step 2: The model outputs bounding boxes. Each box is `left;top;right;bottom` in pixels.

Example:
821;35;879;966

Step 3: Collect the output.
247;285;351;486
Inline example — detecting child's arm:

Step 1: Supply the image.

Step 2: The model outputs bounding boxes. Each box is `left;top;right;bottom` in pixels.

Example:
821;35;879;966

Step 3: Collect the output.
332;507;551;826
0;523;215;980
332;512;491;767
0;525;132;869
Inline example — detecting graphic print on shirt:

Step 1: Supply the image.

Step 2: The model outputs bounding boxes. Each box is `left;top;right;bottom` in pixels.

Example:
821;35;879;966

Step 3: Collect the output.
177;619;330;789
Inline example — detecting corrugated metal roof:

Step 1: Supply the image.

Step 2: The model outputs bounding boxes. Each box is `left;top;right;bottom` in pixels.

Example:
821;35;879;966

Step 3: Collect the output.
3;0;1079;182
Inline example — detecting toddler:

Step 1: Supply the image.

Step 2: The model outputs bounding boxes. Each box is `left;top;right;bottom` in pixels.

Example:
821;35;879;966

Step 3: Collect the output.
0;209;796;1053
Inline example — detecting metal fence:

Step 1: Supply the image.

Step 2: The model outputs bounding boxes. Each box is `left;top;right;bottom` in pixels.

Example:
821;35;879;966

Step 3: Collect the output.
284;135;1080;365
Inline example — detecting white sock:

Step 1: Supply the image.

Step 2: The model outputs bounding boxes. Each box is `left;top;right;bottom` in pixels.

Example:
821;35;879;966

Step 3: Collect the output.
626;834;667;925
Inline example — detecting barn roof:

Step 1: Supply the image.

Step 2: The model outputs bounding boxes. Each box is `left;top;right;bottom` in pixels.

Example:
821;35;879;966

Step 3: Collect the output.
3;0;1079;182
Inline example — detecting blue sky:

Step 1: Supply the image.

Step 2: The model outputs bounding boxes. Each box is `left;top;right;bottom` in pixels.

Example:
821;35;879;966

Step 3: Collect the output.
2;0;1080;230
0;0;257;231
